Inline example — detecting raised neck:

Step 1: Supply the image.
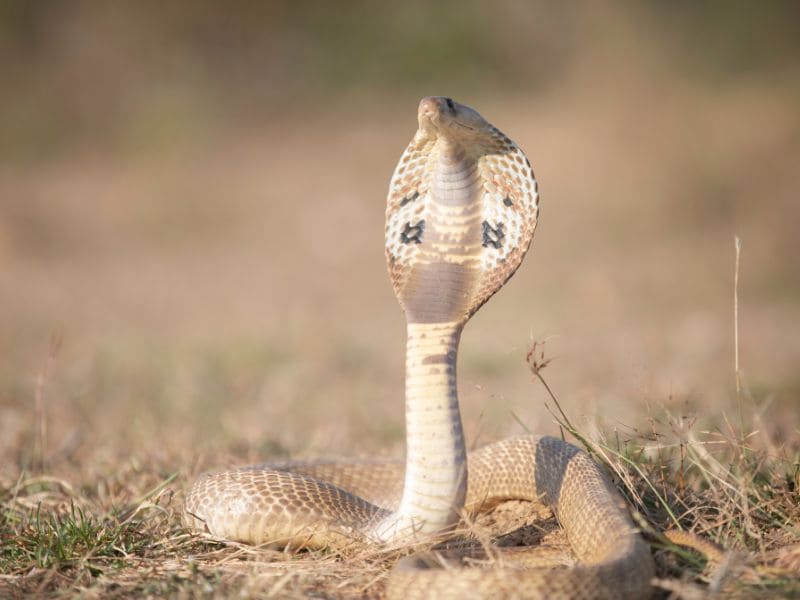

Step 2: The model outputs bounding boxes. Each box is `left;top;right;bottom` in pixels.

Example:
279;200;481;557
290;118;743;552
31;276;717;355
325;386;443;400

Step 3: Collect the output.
370;321;466;542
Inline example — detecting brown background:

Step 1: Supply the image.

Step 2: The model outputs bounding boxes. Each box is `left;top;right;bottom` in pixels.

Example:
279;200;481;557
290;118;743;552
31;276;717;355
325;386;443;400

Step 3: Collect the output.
1;1;798;477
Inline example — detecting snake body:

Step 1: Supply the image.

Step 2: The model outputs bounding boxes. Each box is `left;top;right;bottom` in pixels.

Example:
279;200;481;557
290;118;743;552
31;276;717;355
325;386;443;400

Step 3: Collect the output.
185;97;654;598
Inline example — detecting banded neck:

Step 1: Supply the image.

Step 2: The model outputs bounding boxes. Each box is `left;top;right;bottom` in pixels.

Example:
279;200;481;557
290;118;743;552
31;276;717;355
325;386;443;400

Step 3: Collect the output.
371;321;466;542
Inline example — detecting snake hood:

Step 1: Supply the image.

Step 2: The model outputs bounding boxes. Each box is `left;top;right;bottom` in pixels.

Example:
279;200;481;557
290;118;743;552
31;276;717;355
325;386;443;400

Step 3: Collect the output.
386;96;540;324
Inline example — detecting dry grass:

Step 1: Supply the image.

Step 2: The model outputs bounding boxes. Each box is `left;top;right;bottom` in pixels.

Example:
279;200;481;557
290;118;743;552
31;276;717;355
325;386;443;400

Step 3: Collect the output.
2;357;798;598
539;371;800;598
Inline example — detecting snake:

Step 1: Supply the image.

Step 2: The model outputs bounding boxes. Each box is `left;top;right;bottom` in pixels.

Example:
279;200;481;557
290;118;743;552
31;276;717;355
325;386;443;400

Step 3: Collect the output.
184;97;655;598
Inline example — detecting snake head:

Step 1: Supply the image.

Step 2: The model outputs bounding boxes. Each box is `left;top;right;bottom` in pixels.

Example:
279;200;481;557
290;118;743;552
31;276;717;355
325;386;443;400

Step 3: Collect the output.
417;96;489;142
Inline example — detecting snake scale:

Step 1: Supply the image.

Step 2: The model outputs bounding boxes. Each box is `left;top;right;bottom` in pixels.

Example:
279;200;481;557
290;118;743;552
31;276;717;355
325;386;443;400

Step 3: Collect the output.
185;97;655;598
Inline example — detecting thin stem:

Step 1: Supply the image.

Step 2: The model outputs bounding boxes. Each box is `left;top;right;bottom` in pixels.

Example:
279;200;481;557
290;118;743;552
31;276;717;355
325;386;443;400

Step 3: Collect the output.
734;236;743;439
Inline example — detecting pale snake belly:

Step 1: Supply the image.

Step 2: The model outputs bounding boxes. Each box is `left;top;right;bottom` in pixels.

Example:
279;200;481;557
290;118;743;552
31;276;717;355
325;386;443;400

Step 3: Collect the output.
185;97;655;598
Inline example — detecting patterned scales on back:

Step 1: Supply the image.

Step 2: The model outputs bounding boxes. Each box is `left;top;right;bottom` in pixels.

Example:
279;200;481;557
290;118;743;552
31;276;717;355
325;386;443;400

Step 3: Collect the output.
385;97;539;324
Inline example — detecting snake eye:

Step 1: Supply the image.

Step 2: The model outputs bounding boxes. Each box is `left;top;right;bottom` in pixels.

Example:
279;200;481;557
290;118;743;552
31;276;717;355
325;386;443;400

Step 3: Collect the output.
445;97;455;111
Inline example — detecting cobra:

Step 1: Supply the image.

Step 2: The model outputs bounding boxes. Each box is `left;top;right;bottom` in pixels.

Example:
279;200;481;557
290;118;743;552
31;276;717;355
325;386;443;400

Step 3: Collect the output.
185;97;655;598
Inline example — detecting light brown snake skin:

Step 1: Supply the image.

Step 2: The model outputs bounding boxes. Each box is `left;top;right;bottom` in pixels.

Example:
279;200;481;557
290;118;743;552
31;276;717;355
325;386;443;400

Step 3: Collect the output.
185;97;655;598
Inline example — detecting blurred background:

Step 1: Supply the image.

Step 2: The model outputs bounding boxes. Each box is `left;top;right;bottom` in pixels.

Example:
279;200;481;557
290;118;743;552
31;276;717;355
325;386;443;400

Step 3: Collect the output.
1;1;799;478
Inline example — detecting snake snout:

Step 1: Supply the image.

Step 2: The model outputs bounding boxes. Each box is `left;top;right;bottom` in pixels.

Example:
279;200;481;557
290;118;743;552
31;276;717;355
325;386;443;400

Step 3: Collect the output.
418;96;456;126
418;96;440;119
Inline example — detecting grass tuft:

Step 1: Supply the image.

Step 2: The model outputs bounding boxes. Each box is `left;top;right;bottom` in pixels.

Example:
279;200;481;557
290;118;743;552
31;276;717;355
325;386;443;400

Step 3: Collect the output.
524;340;800;597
